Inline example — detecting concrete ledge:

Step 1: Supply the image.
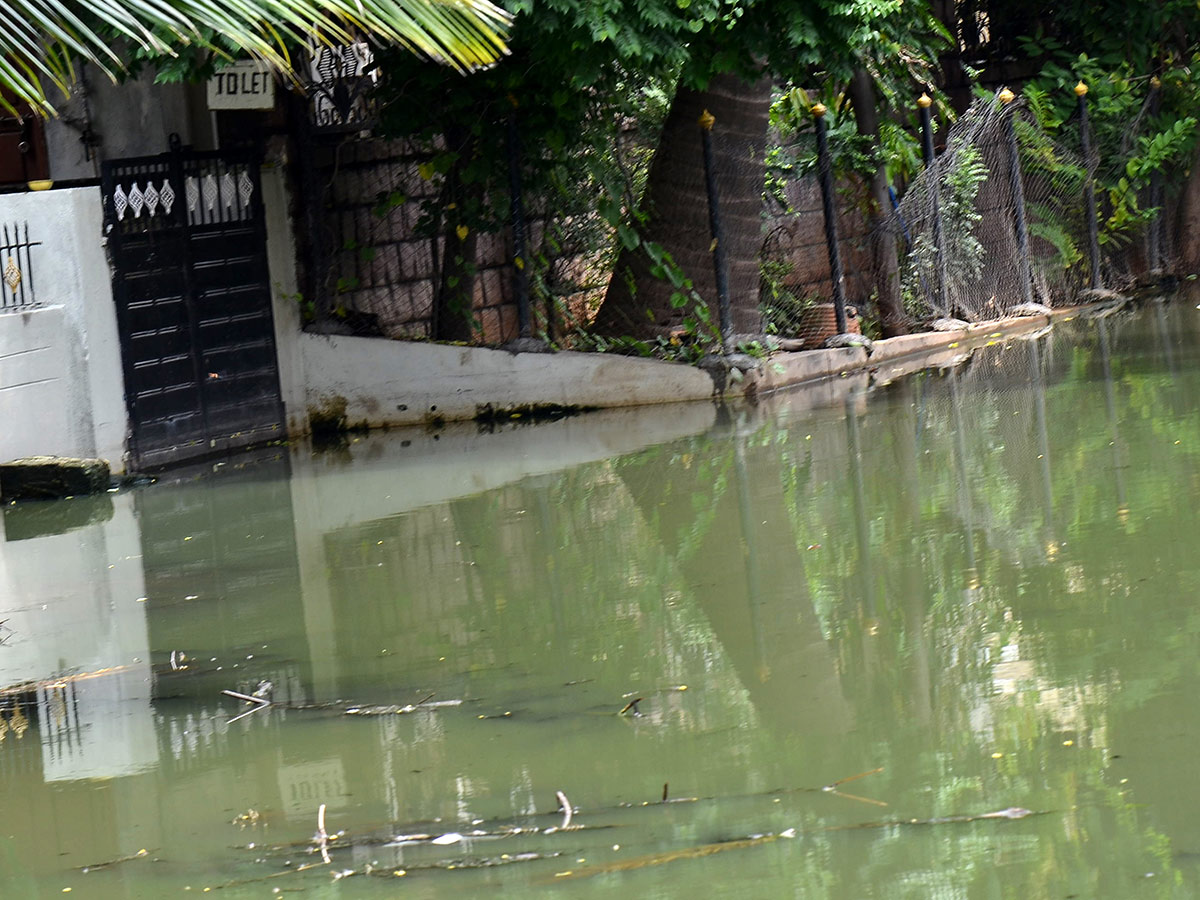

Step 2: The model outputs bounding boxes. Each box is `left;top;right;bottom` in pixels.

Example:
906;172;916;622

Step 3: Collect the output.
296;313;1059;433
743;346;867;399
300;333;717;430
0;457;111;502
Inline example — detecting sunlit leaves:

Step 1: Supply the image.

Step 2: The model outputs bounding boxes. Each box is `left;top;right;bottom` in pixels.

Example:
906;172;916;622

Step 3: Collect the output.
3;0;512;115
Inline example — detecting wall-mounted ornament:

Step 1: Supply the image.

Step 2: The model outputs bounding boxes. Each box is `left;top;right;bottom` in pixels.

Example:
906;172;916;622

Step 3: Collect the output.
2;256;19;293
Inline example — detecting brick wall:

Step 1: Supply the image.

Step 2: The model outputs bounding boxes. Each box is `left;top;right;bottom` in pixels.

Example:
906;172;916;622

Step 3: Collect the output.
763;176;877;314
312;138;882;344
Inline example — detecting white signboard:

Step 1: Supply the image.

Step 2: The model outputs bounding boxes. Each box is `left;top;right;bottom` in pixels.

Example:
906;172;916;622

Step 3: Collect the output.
206;62;275;110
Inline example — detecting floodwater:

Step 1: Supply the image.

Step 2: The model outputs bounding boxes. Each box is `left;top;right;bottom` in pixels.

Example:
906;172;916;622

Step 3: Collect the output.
4;299;1200;898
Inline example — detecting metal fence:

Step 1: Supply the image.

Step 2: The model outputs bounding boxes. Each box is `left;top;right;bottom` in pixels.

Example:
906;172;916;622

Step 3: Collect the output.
0;221;40;311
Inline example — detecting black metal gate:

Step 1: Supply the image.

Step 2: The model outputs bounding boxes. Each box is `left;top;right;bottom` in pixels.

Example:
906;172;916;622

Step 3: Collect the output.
101;140;284;470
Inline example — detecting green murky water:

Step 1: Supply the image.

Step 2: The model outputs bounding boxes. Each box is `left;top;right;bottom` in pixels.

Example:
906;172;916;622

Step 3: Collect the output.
5;300;1200;897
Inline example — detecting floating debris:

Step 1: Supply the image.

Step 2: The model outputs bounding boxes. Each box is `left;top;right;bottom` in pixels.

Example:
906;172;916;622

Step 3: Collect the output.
78;848;152;872
550;828;797;881
820;766;888;808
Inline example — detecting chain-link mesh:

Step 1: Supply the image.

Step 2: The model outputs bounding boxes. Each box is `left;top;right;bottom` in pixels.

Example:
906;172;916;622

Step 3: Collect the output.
304;91;1165;350
880;95;1130;324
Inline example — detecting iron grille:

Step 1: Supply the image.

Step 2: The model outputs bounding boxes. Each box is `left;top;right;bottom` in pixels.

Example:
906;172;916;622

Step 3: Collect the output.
0;221;40;311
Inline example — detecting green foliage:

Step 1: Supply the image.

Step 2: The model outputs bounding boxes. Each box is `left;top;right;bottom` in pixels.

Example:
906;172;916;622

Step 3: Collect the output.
373;0;946;347
759;258;815;336
1018;56;1199;266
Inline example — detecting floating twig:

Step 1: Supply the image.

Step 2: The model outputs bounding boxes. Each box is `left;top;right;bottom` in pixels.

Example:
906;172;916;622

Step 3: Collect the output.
550;806;1039;882
821;766;888;807
825;806;1036;831
78;848;152;872
822;766;884;790
315;803;331;864
556;791;572;830
344;699;462;716
619;698;643;716
222;688;271;724
222;689;270;706
550;829;797;881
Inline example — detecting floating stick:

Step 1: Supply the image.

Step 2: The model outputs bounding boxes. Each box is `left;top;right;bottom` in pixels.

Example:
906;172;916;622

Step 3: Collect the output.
556;791;572;830
316;804;331;864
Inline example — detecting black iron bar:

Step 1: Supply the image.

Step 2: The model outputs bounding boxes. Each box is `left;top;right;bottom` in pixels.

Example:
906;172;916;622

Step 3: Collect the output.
918;93;950;313
507;112;532;339
999;89;1034;305
21;222;34;308
699;109;733;348
813;103;848;334
1076;82;1103;290
1147;77;1163;272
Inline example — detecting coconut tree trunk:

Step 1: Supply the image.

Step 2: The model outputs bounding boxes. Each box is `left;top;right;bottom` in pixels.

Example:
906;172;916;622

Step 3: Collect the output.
1175;145;1200;272
591;72;772;340
848;68;908;337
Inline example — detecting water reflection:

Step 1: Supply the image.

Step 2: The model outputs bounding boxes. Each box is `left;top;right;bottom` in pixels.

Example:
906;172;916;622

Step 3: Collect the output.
5;304;1200;896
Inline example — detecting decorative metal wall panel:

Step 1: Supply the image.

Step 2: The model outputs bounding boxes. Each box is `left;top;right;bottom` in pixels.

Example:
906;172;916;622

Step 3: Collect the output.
102;145;284;470
0;221;41;311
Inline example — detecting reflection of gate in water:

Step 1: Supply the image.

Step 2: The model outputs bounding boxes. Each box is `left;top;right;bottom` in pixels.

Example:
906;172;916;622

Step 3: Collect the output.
101;140;284;470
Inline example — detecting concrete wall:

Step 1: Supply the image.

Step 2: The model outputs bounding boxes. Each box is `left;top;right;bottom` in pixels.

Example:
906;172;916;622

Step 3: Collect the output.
43;69;210;182
0;187;128;470
296;332;718;430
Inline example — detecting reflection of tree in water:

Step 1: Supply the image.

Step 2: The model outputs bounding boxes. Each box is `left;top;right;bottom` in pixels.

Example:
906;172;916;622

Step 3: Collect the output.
317;462;766;823
614;418;856;750
610;303;1200;893
10;305;1200;895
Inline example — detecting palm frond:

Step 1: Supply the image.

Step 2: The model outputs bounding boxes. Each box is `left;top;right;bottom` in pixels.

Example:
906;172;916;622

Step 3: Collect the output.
2;0;512;115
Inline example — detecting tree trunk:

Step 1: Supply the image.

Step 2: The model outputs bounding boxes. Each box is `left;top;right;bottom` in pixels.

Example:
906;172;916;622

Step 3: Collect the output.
591;72;772;339
1174;144;1200;272
848;69;908;337
931;0;972;113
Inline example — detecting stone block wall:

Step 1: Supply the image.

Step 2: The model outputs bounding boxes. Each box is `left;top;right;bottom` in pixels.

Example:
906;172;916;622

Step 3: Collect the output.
314;138;540;345
764;177;877;315
312;138;883;344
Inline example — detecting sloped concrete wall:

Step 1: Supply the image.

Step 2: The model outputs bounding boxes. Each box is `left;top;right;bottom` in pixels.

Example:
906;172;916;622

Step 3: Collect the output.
297;332;719;430
0;188;128;470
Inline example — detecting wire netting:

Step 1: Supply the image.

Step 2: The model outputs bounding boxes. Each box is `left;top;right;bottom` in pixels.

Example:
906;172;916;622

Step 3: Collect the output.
302;89;1171;349
881;94;1136;325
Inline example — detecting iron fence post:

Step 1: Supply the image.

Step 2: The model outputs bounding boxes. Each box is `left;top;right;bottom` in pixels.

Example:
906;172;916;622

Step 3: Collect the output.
998;88;1034;305
1147;76;1164;272
918;93;950;312
1075;81;1103;290
507;111;532;339
699;109;733;349
812;103;849;334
